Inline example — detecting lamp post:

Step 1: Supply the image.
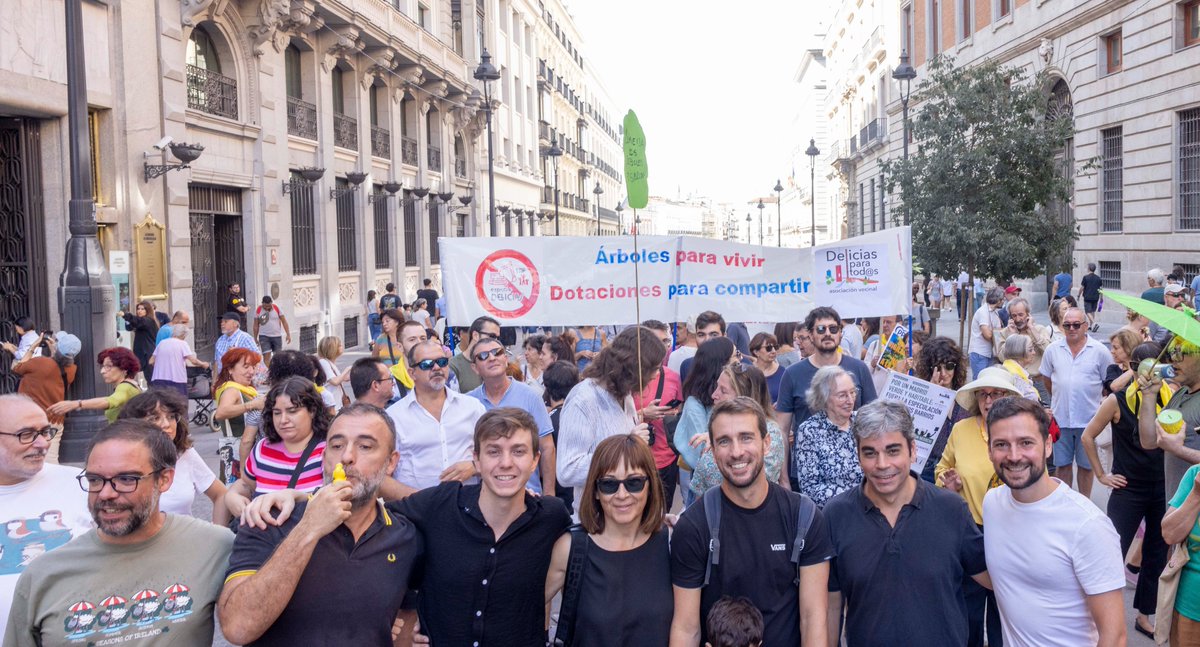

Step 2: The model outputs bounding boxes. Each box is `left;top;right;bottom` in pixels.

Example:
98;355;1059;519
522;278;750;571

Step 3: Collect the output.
756;199;765;246
592;181;603;235
892;51;917;224
473;49;501;237
745;212;752;243
547;134;562;235
57;0;117;460
805;138;820;247
616;201;624;234
773;179;783;247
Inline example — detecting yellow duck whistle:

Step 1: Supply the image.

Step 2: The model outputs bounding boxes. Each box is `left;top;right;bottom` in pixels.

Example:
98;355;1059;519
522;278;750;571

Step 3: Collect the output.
333;463;346;481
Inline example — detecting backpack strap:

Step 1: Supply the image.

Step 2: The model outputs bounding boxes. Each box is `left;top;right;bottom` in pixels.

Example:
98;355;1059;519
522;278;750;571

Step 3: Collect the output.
553;525;590;647
790;493;818;586
702;486;723;587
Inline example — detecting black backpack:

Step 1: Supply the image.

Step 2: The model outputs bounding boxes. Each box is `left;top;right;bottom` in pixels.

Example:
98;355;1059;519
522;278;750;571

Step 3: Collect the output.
701;486;817;587
552;525;590;647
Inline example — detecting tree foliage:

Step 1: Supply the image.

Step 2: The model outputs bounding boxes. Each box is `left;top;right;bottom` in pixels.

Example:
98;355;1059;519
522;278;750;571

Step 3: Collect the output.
882;56;1078;282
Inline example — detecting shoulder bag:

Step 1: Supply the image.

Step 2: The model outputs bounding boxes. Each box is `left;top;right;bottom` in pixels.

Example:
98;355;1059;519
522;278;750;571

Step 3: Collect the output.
1155;541;1190;644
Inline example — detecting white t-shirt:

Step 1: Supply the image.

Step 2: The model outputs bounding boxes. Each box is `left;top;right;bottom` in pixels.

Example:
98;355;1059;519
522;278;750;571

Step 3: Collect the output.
942;279;956;297
983;481;1124;647
158;448;219;517
667;346;697;374
0;464;92;637
969;305;999;358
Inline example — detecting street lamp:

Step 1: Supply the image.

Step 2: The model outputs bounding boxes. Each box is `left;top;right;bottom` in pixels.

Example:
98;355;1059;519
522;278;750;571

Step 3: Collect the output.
805;138;820;247
892;50;918;225
745;212;752;244
546;134;563;235
756;199;765;246
473;48;501;237
773;179;784;247
616;200;624;234
592;181;603;235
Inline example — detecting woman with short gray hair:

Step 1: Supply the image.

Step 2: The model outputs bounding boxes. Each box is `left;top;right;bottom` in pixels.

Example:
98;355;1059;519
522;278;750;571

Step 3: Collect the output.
793;365;863;506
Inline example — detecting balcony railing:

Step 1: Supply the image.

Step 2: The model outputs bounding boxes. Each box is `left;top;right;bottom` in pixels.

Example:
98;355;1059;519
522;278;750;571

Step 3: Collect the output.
402;137;418;165
428;146;442;170
186;64;238;120
333;114;357;150
287;96;318;140
539;121;551;141
455;157;467;178
371;126;390;158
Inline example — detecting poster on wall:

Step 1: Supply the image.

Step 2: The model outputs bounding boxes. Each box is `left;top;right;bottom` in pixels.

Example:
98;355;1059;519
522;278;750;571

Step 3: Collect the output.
109;251;132;348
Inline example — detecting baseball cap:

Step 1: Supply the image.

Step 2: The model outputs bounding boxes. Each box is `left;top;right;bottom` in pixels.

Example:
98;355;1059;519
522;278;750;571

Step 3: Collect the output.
1165;283;1187;295
54;331;82;357
1004;285;1021;295
220;312;242;322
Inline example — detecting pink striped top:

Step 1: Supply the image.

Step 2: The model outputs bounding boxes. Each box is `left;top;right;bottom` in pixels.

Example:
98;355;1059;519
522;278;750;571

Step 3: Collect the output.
245;438;326;495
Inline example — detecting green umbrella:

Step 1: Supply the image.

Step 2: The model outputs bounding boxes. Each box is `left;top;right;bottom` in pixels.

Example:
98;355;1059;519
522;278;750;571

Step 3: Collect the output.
1102;290;1200;347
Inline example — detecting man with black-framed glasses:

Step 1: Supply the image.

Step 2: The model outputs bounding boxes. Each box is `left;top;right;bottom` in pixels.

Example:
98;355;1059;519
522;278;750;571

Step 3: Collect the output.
349;357;396;410
387;341;485;491
0;394;91;639
5;419;232;646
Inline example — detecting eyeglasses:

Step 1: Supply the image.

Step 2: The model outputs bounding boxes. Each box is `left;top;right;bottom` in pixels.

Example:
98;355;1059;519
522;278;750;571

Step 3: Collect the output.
0;425;58;445
815;324;841;335
1061;322;1085;330
595;475;649;495
832;389;858;401
1167;344;1200;362
414;357;450;371
932;362;958;373
473;348;508;363
976;390;1010;401
76;469;164;493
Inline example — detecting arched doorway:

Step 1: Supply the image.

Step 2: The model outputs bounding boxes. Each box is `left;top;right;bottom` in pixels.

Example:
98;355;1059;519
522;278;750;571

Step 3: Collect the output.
1045;78;1075;295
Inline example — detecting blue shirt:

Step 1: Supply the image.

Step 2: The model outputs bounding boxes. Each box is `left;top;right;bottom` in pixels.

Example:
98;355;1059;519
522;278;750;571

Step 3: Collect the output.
214;329;261;375
155;324;173;346
1053;272;1073;297
468;378;553;493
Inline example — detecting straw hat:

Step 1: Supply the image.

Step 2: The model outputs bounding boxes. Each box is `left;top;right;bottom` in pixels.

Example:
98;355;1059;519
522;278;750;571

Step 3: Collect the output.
955;366;1021;412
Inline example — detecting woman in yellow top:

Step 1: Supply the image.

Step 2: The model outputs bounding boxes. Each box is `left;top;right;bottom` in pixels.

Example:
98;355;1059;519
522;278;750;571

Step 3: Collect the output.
48;347;142;423
934;365;1021;647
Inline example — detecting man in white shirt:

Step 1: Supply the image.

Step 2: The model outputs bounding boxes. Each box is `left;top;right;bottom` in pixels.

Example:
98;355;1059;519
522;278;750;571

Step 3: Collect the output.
1039;307;1112;498
0;394;91;638
968;287;1003;379
386;341;485;490
982;396;1126;647
667;321;698;374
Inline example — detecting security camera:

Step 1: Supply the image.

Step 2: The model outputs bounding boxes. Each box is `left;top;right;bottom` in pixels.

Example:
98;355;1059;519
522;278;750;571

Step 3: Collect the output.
153;136;174;151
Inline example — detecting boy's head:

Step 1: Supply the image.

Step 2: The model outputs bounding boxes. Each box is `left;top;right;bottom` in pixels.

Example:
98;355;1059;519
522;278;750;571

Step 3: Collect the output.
705;596;763;647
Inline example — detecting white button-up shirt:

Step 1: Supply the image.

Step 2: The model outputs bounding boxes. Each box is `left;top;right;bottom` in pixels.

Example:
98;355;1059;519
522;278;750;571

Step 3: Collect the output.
386;387;486;490
1039;336;1113;428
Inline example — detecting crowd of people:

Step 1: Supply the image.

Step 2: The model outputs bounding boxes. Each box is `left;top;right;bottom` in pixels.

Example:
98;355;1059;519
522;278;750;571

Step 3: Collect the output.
3;266;1200;647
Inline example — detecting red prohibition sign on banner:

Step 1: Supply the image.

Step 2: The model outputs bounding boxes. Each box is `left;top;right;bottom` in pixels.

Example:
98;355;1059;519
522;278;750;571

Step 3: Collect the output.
474;249;540;319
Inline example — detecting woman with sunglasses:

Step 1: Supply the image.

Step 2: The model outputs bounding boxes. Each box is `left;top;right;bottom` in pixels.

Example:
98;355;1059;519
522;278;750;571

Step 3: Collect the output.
914;336;970;483
935;366;1021;647
1082;341;1168;639
544;434;671;646
48;347;142;423
749;332;784;403
119;389;233;525
688;363;787;496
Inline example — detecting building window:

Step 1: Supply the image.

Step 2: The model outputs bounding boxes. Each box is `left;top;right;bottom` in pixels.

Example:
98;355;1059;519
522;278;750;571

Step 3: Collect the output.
88;109;104;205
1186;1;1200;47
1100;127;1124;232
456;213;468;237
285;46;302;99
299;324;319;354
418;3;430;29
959;0;972;41
343;316;360;350
331;67;345;114
869;178;877;231
997;0;1011;19
1177;262;1200;286
289;171;317;275
1103;30;1123;74
1098;261;1122;289
374;187;391;269
335;179;358;272
186;27;237;119
928;0;941;57
879;179;887;227
404;194;418;266
901;4;914;56
859;183;866;234
1180;107;1200;230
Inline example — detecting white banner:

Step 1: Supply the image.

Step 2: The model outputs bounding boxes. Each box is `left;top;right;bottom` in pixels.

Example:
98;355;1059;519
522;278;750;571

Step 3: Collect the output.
439;227;912;327
878;371;957;474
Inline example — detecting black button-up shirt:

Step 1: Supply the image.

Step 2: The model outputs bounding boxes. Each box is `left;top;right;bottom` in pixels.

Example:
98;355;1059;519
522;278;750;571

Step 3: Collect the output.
823;473;986;647
389;482;571;646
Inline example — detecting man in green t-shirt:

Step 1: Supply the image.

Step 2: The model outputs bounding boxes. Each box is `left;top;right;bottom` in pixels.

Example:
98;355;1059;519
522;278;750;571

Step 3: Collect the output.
4;420;232;647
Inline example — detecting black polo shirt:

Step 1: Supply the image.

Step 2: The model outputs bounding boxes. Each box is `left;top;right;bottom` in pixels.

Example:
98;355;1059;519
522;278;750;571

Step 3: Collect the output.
823;473;986;647
224;500;422;646
388;482;571;647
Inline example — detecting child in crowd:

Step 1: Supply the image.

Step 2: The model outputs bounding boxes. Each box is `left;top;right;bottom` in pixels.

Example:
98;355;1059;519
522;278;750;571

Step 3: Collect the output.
705;596;763;647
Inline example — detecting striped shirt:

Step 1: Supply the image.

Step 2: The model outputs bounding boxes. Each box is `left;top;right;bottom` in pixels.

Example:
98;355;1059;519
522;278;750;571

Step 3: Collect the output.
245;437;326;495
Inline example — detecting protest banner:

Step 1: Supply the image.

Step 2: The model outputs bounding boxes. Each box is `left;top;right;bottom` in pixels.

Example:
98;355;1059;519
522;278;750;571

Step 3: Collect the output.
878;371;956;474
440;227;912;326
877;325;911;372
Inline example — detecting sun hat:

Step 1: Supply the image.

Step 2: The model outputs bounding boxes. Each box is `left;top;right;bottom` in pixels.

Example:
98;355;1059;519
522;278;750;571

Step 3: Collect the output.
54;331;82;358
955;366;1021;412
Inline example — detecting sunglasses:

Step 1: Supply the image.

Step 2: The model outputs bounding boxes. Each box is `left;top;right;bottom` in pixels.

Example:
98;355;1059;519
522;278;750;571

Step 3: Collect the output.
933;362;958;373
815;324;841;334
595;475;649;495
755;344;778;352
473;348;508;363
1061;322;1085;330
414;357;450;371
1167;345;1200;362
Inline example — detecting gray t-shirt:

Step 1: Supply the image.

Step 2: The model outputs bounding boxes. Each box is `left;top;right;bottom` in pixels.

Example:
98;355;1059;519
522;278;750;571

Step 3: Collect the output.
5;514;233;647
1164;387;1200;500
255;304;284;338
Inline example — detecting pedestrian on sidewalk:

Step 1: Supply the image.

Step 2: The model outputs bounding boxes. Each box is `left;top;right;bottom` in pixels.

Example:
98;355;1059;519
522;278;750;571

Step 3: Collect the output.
1080;263;1104;332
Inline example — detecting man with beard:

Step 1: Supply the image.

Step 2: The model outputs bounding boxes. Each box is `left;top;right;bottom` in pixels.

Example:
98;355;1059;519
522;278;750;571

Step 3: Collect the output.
823;401;988;646
0;395;91;639
5;420;232;646
670;397;832;647
982;397;1125;647
994;297;1051;397
218;404;421;646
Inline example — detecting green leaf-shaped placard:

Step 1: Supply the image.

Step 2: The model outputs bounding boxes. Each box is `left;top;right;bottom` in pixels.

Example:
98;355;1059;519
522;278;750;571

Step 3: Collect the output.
623;110;649;209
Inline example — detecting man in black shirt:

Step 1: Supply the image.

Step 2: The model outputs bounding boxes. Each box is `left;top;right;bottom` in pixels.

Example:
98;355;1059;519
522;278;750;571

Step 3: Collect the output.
822;400;988;647
219;404;422;646
670;397;832;647
1078;263;1104;332
416;279;439;317
224;282;249;328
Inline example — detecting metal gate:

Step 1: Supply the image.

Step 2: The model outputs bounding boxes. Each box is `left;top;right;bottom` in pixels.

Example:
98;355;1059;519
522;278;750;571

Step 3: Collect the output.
0;118;49;393
189;185;243;361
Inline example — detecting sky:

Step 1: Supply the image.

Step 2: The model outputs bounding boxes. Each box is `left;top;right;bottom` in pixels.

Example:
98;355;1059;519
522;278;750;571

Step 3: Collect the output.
569;0;816;207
